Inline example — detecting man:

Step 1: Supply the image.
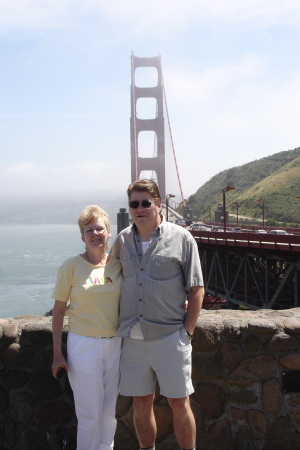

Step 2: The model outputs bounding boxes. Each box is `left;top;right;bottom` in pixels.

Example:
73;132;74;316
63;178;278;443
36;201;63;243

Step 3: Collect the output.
112;179;204;450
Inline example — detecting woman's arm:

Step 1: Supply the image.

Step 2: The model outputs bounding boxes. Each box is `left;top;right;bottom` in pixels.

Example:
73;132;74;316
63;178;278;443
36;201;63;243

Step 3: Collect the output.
52;300;69;377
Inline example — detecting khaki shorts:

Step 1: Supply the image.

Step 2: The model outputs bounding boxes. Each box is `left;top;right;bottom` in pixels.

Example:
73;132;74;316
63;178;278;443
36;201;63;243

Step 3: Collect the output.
120;327;194;398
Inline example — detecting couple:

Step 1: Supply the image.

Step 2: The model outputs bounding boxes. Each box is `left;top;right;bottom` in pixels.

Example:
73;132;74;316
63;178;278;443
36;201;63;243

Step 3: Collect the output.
52;179;204;450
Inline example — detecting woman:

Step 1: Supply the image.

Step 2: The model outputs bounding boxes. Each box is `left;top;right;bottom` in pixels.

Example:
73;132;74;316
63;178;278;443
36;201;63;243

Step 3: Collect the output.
52;205;121;450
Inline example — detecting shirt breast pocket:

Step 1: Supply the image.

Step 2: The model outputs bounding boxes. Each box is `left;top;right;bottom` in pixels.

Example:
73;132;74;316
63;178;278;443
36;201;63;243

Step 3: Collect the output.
149;255;182;281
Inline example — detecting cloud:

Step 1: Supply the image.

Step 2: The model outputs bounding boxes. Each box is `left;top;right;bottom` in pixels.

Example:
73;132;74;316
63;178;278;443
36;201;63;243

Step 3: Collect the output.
1;0;300;36
160;54;300;193
163;54;266;106
163;53;300;134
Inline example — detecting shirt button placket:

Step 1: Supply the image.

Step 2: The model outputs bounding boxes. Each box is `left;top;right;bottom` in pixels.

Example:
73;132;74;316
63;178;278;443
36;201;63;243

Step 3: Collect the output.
138;266;144;316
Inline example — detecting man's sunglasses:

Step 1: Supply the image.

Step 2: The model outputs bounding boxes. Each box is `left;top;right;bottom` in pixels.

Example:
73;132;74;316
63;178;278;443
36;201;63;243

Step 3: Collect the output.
129;200;154;209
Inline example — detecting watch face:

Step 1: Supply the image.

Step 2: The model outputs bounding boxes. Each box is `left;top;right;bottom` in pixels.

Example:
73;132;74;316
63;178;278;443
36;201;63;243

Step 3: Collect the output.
185;330;193;340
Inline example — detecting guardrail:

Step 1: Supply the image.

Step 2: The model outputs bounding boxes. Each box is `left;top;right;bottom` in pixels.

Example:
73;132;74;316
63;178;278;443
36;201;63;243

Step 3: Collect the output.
190;230;300;253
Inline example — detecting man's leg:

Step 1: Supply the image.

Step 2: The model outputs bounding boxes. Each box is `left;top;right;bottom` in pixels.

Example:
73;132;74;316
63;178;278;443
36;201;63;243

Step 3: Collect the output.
133;394;156;449
167;396;196;450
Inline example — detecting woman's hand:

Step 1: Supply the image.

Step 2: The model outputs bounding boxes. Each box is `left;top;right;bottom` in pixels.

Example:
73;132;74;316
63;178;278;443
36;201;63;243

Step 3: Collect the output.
52;355;69;378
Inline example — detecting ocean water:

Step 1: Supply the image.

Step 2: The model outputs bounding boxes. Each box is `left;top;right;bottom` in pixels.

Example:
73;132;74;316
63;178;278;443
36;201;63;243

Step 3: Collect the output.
0;224;117;319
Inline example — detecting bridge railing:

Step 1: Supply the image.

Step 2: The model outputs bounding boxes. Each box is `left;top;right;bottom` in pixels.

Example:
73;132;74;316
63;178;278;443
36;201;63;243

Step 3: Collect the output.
190;230;300;253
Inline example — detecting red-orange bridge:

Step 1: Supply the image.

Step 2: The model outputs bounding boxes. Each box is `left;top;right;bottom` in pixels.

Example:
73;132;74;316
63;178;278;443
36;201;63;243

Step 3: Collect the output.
190;229;300;310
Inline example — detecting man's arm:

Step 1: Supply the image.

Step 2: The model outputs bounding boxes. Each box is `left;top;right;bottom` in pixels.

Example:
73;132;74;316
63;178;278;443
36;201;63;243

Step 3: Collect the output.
184;286;204;333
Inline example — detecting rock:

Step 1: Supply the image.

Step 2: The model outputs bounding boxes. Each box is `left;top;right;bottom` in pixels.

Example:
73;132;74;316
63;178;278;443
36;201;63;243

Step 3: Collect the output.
192;354;223;380
153;404;174;438
228;389;258;404
226;355;278;386
288;394;300;406
193;382;225;418
193;320;221;352
222;319;243;339
20;321;53;346
284;317;300;334
29;369;61;401
2;307;300;448
2;322;19;340
244;335;260;353
2;342;48;370
236;425;255;450
262;379;282;414
218;341;243;368
248;319;277;335
246;409;266;440
3;415;18;448
264;333;300;353
0;368;29;389
230;407;245;420
35;400;75;426
156;433;178;450
279;353;300;370
0;385;9;413
55;426;77;450
263;416;300;449
206;419;233;450
20;424;51;450
12;391;35;425
116;395;132;418
114;420;138;450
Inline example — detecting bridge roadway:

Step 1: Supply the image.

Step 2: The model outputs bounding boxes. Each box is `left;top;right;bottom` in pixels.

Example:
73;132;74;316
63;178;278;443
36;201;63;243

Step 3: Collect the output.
190;229;300;310
161;203;183;222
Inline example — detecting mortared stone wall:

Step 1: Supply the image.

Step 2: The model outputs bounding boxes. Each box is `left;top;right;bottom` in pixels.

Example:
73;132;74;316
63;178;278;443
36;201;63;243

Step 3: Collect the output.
1;308;300;449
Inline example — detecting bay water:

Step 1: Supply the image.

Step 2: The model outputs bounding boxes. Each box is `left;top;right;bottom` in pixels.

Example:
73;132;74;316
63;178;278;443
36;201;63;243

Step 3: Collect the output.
0;224;118;319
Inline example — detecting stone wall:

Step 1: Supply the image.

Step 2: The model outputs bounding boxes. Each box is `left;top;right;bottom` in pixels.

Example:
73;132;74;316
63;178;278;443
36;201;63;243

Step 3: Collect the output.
1;309;300;449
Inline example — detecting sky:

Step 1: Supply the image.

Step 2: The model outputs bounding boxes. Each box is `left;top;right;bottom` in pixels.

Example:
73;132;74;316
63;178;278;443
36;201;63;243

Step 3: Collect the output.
1;0;300;206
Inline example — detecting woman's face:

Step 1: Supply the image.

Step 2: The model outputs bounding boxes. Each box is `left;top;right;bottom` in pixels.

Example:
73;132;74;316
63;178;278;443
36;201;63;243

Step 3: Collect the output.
81;218;111;251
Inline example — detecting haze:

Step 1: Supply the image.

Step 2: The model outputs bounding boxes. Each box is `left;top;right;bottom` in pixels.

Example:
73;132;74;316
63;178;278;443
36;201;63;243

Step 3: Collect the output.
1;0;300;208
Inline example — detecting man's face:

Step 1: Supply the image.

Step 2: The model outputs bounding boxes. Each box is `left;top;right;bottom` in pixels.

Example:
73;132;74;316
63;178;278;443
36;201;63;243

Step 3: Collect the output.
129;190;162;229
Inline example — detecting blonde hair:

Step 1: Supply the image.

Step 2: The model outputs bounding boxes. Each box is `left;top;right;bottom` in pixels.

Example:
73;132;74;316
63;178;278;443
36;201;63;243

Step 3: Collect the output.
78;205;111;251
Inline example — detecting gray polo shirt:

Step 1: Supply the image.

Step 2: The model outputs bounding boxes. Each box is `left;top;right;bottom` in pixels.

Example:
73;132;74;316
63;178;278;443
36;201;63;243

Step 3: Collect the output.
112;217;203;340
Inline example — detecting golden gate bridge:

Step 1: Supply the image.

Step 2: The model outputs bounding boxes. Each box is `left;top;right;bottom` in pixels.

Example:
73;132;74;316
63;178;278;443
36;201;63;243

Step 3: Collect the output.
129;53;300;310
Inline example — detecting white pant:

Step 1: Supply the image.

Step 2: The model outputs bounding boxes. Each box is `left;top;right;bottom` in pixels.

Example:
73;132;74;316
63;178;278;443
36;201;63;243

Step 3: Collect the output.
67;332;122;450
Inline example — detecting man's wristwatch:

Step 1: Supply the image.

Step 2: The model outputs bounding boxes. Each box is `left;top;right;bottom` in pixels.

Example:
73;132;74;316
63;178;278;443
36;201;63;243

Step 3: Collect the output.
185;329;193;341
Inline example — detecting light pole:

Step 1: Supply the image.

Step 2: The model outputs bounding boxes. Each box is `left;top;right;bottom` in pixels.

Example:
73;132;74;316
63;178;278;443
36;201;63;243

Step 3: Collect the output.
232;201;239;226
206;204;212;223
166;194;175;222
256;199;265;228
223;186;235;231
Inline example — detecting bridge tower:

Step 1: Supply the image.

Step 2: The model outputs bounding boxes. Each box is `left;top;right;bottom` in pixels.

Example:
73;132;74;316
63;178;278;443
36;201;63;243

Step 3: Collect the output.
130;53;166;200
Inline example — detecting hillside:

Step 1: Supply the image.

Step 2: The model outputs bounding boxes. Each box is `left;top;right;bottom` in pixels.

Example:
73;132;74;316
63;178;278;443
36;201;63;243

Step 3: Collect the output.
186;147;300;225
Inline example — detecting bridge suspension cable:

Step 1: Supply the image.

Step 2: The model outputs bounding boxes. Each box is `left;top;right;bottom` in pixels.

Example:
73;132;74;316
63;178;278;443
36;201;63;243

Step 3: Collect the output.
131;53;138;181
161;69;186;207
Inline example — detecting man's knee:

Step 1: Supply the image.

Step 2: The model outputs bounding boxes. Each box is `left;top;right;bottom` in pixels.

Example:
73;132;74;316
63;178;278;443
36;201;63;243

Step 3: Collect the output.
167;396;191;413
133;394;155;412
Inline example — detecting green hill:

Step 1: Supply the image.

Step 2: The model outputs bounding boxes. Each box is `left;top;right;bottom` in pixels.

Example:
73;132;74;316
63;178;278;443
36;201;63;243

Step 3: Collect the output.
186;146;300;225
